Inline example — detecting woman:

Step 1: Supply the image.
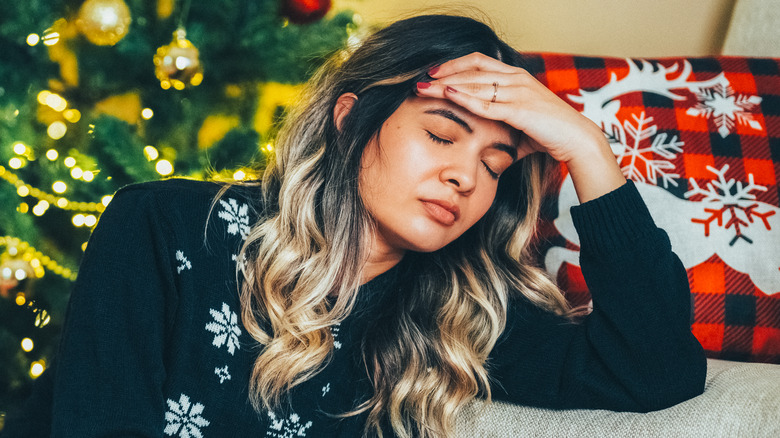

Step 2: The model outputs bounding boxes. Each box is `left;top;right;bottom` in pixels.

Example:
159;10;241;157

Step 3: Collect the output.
3;14;706;438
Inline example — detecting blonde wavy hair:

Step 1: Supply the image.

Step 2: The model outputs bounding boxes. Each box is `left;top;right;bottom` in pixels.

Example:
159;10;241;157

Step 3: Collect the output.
228;14;576;438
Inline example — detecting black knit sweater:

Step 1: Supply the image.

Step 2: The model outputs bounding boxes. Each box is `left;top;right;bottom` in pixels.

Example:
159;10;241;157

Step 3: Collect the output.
1;179;706;437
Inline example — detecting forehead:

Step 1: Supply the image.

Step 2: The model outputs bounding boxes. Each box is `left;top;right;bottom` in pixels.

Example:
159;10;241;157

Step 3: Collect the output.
397;96;519;145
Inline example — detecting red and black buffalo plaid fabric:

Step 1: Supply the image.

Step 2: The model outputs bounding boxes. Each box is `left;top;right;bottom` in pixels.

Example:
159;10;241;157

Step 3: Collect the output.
525;53;780;364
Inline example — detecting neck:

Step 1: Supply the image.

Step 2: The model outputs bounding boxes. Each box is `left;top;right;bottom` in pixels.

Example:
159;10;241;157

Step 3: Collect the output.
360;242;405;285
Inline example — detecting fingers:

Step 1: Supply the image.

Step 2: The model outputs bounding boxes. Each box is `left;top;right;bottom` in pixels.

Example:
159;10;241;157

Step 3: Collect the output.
418;51;537;110
434;84;510;122
417;79;505;103
429;52;517;77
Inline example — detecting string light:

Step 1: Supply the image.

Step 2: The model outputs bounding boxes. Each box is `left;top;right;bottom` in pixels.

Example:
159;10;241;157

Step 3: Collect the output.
42;26;60;46
30;360;45;378
26;33;40;46
46;149;59;160
70;215;90;228
21;338;34;352
35;309;51;327
37;90;51;105
144;146;159;160
156;159;174;175
0;166;107;211
14;267;27;281
63;109;81;123
45;93;67;112
48;121;67;139
1;236;78;281
32;200;49;216
9;157;24;169
13;142;27;155
52;181;67;194
233;170;246;180
141;108;154;119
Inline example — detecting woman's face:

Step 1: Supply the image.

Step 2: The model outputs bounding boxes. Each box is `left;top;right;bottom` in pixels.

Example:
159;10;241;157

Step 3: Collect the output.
359;95;519;257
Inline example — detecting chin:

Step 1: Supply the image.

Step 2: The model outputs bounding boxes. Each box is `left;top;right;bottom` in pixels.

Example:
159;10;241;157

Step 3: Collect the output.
398;230;456;253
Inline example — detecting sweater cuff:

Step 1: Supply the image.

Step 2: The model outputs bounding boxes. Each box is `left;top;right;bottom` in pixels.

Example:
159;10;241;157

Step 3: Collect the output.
569;180;658;258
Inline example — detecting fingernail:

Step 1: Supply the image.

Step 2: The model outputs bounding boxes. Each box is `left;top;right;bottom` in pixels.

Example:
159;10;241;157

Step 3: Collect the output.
428;65;440;76
416;82;431;89
445;86;457;93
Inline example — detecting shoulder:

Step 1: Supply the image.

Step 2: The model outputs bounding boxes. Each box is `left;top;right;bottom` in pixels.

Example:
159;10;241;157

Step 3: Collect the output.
110;178;262;217
98;178;263;240
115;178;224;204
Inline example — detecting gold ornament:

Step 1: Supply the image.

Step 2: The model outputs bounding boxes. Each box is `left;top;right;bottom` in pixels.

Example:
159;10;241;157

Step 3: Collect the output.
0;259;33;298
76;0;132;46
153;28;203;90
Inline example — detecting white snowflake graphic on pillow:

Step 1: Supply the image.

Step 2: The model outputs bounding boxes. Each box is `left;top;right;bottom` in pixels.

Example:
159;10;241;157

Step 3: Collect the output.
205;302;242;355
686;83;763;138
164;393;210;437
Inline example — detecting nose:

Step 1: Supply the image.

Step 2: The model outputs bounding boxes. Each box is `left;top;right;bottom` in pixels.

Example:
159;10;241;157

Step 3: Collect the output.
440;160;477;195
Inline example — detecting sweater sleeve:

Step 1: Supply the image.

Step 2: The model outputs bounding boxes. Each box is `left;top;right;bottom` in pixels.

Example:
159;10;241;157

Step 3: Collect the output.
488;181;707;412
50;186;176;437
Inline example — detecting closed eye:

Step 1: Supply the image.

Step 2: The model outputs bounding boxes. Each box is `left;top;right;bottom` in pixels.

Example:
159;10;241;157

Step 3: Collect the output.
426;131;452;145
428;131;501;179
482;162;499;179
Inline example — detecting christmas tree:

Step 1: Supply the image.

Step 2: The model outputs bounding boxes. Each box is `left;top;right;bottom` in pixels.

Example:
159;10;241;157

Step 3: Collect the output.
0;0;357;421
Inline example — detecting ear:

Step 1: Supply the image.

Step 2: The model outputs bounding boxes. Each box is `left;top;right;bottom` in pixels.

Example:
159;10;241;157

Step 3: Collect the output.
333;93;358;131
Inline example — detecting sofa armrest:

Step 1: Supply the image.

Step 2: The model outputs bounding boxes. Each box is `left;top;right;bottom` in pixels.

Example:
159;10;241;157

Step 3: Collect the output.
456;359;780;437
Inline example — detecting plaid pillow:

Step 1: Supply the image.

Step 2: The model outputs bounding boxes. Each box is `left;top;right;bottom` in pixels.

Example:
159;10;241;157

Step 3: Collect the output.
526;53;780;363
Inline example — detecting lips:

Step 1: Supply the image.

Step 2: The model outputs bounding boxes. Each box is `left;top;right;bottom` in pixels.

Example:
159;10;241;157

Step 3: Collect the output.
421;199;460;226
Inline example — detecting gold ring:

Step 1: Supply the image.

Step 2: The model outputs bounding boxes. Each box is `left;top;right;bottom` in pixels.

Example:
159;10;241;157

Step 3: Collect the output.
491;82;498;103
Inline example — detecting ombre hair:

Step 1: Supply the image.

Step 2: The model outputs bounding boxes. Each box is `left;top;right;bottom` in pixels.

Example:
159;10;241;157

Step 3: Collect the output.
230;13;575;438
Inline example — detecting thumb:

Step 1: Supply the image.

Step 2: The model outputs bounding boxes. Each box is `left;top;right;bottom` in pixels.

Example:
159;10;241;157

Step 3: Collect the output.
517;136;545;161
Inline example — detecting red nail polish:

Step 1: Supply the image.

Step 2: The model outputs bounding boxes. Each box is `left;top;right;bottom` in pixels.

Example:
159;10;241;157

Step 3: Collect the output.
417;82;431;89
445;86;457;93
428;65;440;76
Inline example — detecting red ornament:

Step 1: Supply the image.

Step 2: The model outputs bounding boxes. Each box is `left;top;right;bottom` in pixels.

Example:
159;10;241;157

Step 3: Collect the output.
281;0;332;24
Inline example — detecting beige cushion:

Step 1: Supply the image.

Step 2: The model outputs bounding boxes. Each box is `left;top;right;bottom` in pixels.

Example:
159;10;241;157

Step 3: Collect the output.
456;359;780;437
722;0;780;56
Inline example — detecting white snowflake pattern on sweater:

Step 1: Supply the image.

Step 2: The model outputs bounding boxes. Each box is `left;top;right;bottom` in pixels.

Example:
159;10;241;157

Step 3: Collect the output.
214;365;231;384
205;302;242;355
266;411;313;438
175;250;192;274
330;323;342;350
218;198;250;240
164;393;210;437
232;252;248;273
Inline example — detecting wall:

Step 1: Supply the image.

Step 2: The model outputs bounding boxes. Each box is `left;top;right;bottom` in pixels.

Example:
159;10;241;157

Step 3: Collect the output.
336;0;737;57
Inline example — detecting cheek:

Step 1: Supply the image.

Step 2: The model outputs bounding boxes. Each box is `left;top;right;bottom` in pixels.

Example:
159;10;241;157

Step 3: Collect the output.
463;187;498;227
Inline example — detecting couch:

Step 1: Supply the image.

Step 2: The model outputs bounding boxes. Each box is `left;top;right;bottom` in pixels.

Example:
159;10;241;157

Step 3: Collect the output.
457;52;780;437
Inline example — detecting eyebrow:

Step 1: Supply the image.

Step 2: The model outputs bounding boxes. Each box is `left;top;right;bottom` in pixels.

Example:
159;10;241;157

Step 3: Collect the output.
424;108;473;133
423;108;518;161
